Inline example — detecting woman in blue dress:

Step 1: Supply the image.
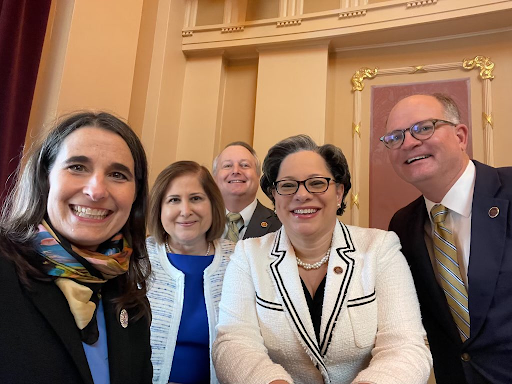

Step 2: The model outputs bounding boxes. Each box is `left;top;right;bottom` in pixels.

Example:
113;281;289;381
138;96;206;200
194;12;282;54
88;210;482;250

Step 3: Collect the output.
146;161;235;384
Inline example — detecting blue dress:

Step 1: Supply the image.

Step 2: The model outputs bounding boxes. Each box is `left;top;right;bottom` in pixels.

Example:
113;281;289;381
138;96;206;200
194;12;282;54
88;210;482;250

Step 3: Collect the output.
167;252;214;384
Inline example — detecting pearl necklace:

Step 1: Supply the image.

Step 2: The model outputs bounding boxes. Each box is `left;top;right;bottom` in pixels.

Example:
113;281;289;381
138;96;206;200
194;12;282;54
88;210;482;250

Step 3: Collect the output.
296;246;331;270
165;240;211;256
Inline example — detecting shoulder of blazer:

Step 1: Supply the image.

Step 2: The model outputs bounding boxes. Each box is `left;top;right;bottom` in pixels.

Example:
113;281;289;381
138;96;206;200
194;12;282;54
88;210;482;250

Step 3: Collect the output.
244;201;281;239
473;160;512;197
389;195;425;232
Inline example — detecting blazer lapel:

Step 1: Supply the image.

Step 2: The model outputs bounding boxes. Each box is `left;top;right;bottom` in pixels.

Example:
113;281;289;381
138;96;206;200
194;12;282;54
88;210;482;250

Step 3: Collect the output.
103;282;131;384
405;198;461;344
25;279;94;384
244;201;273;238
268;229;326;370
468;162;509;339
319;221;355;356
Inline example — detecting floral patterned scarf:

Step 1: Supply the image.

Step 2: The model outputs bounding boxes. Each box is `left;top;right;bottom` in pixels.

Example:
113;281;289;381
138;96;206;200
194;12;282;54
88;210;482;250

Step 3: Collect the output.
35;219;132;344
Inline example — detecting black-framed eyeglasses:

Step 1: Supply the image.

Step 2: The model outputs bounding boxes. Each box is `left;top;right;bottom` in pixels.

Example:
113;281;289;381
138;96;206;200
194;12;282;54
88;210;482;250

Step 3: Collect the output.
380;119;457;149
274;177;334;196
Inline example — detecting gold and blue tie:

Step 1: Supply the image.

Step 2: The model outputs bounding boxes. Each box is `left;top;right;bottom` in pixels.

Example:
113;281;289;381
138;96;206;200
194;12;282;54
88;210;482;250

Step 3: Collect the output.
225;212;242;243
431;204;470;341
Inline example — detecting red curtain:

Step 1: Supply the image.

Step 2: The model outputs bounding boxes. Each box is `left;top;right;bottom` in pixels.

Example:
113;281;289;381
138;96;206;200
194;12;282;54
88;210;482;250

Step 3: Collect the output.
0;0;52;203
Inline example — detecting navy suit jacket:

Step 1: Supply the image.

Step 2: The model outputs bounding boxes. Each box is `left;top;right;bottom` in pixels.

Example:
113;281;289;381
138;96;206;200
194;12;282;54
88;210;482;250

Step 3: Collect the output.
243;200;281;239
0;252;152;384
389;160;512;384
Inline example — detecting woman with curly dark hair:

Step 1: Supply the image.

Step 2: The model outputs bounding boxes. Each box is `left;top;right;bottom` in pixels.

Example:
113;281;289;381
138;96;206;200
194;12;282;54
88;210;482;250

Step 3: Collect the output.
213;135;432;384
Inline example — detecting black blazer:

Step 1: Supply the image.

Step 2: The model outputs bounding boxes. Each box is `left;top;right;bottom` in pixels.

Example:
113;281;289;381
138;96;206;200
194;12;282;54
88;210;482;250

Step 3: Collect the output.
243;200;281;239
389;160;512;384
0;253;152;384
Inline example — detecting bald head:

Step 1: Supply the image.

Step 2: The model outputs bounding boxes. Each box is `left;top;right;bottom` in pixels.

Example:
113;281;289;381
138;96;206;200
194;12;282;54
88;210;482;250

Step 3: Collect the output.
385;94;470;202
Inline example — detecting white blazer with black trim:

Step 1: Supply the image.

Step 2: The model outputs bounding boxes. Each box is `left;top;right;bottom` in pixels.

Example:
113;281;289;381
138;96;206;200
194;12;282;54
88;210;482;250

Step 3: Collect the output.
213;221;432;384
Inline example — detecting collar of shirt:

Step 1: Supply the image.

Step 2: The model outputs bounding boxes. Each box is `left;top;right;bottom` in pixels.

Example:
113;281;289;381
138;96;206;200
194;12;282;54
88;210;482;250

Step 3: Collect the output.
424;160;475;221
224;199;258;239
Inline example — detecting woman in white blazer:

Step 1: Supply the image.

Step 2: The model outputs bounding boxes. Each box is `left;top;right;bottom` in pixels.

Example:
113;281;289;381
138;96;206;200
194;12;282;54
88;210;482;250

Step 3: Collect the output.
213;135;432;384
146;161;235;384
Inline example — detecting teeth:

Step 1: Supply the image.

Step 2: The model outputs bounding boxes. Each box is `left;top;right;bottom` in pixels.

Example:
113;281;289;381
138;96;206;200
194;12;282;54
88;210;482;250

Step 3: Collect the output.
229;180;244;183
72;205;109;219
294;208;317;214
406;155;430;164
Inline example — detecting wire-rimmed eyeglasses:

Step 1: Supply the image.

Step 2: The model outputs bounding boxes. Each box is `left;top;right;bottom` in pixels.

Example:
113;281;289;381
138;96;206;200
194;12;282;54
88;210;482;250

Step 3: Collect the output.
380;119;457;149
274;177;334;196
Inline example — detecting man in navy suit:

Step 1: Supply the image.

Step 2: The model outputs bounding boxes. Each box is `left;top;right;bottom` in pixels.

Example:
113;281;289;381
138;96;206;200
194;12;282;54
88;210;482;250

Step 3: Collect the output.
214;141;280;240
383;93;512;384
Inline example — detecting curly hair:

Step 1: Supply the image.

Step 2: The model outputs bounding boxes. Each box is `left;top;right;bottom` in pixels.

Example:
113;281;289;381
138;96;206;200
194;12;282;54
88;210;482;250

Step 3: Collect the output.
260;135;351;216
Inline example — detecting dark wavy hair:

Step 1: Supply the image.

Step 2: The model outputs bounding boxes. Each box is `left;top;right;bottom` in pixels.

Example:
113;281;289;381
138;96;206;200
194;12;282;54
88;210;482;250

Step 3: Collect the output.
148;161;226;244
260;134;351;216
0;111;151;321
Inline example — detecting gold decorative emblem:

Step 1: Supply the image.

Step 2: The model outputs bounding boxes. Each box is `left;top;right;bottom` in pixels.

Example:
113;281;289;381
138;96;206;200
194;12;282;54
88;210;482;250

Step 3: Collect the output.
352;122;361;137
120;309;128;328
488;207;499;218
462;55;495;80
260;221;268;228
411;65;426;73
483;112;493;128
351;67;378;92
351;192;360;208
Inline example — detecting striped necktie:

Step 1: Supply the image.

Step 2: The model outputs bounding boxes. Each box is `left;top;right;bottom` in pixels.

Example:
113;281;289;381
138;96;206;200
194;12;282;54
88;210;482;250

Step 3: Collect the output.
431;204;470;341
225;212;242;243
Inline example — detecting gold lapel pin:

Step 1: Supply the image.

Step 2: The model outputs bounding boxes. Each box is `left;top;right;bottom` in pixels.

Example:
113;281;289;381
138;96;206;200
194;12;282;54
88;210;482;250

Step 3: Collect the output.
488;206;499;218
120;309;128;328
261;221;268;228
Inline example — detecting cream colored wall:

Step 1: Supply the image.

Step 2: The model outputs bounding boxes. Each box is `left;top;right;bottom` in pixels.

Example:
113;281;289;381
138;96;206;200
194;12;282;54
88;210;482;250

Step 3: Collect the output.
133;0;187;186
176;54;226;167
28;0;512;222
27;0;144;142
220;59;258;147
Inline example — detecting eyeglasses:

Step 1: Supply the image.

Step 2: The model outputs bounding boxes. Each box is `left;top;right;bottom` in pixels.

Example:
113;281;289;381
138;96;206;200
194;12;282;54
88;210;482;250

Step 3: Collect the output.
274;177;334;195
380;119;456;149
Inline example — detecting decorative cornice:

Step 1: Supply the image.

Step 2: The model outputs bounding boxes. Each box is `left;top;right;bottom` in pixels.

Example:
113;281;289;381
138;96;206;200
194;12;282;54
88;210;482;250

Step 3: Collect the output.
462;55;495;80
277;19;302;27
221;26;244;33
407;0;437;8
351;67;378;92
339;10;367;19
182;30;193;37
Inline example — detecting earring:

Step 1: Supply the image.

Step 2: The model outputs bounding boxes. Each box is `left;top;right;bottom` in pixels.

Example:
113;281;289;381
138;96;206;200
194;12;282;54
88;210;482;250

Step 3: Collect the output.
337;203;341;209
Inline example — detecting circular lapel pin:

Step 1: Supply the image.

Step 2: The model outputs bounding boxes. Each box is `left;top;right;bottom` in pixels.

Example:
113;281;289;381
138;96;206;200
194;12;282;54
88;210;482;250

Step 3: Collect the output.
488;207;499;218
120;309;128;328
334;266;343;274
260;221;268;228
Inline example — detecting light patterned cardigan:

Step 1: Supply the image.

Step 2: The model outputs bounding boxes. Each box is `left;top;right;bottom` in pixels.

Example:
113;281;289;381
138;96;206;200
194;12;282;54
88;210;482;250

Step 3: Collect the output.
146;237;235;384
213;221;433;384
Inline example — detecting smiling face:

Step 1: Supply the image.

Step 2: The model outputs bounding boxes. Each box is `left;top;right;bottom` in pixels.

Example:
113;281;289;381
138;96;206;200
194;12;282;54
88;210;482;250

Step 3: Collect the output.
386;95;469;201
214;145;259;210
47;127;136;251
272;151;343;243
160;173;212;250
